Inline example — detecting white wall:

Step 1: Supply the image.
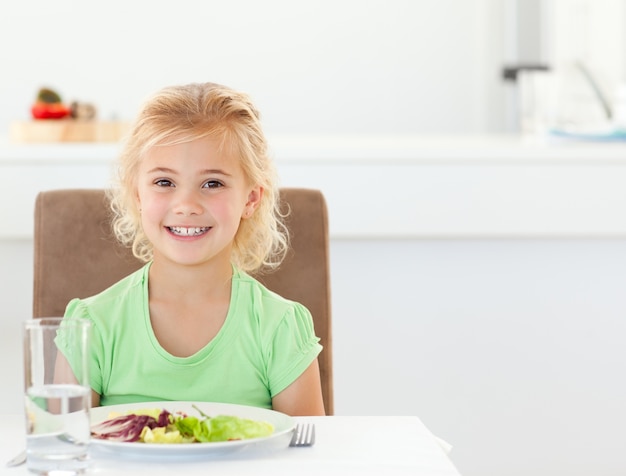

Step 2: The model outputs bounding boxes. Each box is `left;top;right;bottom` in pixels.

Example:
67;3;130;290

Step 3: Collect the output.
331;238;626;476
0;0;506;136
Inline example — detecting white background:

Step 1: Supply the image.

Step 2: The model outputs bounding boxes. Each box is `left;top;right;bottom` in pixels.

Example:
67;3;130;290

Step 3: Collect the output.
0;0;504;135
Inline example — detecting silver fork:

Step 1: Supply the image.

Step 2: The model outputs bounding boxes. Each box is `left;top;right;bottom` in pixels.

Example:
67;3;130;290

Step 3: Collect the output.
289;423;315;447
5;450;26;467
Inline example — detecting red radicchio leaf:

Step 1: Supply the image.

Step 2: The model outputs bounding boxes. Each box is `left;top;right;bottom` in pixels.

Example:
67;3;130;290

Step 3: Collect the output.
91;410;175;442
157;409;173;427
91;414;158;442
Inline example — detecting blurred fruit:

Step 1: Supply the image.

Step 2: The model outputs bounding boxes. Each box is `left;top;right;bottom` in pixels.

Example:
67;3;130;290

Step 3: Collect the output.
70;101;97;120
36;88;63;104
31;87;71;119
31;102;71;119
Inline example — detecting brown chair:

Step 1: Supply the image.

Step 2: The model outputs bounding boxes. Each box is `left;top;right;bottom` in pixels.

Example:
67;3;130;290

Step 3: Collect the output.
33;188;334;415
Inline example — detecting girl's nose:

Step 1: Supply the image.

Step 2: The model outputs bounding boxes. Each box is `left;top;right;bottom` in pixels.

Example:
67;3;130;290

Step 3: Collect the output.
173;189;203;216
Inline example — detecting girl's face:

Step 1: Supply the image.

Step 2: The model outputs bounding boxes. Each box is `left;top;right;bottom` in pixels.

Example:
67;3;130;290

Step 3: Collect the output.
135;136;261;268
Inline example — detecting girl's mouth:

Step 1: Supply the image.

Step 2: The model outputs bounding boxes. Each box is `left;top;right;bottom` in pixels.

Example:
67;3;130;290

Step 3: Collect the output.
167;226;210;237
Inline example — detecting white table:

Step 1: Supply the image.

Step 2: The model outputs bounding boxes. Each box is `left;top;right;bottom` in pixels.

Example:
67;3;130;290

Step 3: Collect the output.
1;413;460;475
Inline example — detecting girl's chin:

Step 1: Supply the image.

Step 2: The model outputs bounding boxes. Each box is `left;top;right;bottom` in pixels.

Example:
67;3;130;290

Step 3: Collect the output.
157;252;230;268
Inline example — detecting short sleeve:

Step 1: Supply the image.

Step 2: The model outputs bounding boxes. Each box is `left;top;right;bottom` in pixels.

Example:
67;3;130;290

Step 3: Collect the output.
266;303;323;397
62;298;104;395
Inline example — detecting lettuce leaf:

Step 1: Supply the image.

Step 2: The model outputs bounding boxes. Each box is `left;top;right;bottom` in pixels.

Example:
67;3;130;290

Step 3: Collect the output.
202;415;274;442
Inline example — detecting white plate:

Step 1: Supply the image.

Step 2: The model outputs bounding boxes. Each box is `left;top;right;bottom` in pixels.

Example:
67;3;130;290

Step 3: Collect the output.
89;401;295;459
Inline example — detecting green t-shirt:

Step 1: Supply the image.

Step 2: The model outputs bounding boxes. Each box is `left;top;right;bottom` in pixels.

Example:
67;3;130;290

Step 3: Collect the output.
60;263;322;408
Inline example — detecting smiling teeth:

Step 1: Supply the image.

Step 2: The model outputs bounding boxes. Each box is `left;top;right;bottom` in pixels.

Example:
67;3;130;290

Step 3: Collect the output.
169;226;209;236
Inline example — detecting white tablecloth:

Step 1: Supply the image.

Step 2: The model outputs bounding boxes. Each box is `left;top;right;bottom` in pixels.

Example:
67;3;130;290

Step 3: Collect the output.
1;413;460;475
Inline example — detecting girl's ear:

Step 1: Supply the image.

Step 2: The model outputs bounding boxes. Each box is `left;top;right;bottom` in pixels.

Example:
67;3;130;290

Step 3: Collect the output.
243;186;263;218
247;186;263;206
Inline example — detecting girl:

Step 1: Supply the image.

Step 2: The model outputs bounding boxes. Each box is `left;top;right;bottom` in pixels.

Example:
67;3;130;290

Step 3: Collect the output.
60;82;325;416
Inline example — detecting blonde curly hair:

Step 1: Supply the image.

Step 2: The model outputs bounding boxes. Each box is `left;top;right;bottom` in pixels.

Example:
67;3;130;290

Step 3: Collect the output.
108;82;288;273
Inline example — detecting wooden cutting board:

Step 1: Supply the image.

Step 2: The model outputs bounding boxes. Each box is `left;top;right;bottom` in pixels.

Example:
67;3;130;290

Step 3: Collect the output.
10;120;130;143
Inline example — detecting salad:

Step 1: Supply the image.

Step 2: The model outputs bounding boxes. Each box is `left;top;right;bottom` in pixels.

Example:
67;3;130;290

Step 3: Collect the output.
91;404;274;444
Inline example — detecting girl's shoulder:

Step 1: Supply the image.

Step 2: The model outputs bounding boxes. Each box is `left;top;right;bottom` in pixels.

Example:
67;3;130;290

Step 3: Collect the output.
231;268;319;354
233;267;292;303
232;267;312;320
65;264;149;319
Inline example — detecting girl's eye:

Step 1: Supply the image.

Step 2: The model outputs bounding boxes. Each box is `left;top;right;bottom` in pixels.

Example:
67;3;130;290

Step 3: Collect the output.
203;180;223;189
155;179;174;187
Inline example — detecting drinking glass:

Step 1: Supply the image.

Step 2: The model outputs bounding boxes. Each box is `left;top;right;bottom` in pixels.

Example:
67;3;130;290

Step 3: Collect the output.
23;317;92;474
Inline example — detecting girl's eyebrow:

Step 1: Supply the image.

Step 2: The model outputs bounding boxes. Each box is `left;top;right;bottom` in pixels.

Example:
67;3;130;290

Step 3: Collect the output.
145;167;232;176
146;167;177;174
201;168;232;177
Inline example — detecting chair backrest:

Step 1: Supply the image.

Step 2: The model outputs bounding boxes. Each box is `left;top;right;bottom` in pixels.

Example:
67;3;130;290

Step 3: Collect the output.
33;187;334;414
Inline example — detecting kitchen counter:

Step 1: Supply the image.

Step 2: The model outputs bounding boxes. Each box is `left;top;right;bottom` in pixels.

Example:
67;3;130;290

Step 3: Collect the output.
2;133;626;163
2;134;626;240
